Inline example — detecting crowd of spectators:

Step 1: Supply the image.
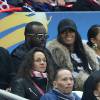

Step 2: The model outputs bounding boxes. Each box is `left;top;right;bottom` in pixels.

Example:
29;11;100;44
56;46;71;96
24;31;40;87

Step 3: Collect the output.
1;0;100;12
0;0;100;99
0;18;100;99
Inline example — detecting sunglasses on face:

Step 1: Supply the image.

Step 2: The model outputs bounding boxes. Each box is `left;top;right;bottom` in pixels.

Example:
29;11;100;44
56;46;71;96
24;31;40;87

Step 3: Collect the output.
26;33;49;39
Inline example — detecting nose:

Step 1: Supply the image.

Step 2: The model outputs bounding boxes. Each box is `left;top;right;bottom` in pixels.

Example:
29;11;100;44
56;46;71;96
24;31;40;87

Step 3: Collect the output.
40;60;44;63
40;60;46;64
67;79;73;85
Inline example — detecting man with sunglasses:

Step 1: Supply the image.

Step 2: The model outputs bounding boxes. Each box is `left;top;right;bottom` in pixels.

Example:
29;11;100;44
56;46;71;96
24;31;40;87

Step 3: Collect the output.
11;21;52;78
24;21;48;48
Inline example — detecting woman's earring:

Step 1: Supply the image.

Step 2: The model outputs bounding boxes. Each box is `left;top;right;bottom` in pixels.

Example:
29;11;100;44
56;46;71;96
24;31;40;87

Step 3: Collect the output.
93;43;97;49
94;90;99;97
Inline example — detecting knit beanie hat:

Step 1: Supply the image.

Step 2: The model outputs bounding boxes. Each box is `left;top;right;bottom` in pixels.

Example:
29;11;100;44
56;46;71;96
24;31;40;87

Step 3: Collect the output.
58;18;77;34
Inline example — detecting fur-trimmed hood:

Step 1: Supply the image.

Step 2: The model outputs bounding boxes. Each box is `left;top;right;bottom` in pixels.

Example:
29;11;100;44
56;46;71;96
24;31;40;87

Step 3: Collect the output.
84;44;100;70
47;39;73;71
47;39;100;90
47;39;100;71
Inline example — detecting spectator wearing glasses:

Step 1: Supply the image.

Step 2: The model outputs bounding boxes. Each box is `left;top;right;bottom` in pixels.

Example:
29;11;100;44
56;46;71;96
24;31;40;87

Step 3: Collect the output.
11;21;55;80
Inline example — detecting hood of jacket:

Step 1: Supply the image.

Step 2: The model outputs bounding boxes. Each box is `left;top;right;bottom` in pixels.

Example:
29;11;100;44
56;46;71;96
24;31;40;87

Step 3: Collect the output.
84;44;100;70
47;39;73;71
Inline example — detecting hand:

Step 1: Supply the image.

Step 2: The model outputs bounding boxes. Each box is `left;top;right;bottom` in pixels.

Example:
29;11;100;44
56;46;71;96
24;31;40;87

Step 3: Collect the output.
6;87;11;92
56;0;65;6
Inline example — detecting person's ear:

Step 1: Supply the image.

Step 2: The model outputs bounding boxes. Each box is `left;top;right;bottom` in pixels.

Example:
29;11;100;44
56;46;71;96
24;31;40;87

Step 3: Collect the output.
93;90;99;97
91;38;96;44
53;81;57;88
91;38;97;49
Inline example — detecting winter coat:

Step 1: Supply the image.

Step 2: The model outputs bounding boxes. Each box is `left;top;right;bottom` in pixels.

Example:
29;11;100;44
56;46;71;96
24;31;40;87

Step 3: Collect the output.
11;43;31;74
0;47;12;89
47;39;99;71
47;39;99;90
11;77;49;100
47;39;73;70
84;44;100;70
40;90;81;100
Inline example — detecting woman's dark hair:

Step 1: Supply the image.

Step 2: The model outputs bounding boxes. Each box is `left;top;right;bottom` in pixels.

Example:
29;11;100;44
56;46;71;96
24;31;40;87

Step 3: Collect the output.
87;24;100;47
17;47;55;83
82;70;100;100
57;18;91;73
24;21;44;36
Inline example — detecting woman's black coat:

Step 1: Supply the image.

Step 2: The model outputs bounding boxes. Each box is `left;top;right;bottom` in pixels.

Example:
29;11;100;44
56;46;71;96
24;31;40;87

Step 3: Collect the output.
11;77;49;100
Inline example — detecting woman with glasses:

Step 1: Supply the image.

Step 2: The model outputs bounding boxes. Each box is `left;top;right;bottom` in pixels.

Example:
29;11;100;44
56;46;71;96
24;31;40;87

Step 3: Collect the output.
11;47;55;100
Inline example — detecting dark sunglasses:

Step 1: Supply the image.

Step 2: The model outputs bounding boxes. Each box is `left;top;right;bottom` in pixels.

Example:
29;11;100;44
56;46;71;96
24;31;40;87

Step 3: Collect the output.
26;33;49;39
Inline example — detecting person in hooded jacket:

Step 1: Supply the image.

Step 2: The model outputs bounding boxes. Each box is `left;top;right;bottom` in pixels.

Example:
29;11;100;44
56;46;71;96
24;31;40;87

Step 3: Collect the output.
47;18;98;90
